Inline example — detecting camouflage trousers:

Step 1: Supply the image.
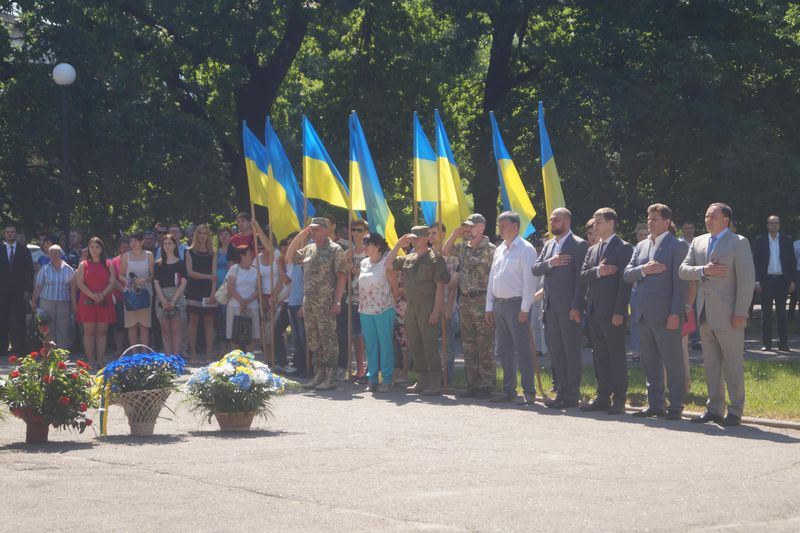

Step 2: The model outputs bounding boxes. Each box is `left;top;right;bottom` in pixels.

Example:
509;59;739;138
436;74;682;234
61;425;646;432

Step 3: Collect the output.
304;301;338;371
460;296;496;389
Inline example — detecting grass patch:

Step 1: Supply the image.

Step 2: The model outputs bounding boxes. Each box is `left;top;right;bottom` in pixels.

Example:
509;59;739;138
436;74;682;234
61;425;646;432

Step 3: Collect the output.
441;359;800;420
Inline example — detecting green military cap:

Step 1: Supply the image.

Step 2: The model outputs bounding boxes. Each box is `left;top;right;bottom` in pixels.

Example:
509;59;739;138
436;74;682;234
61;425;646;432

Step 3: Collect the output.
463;213;486;226
409;225;429;238
308;217;331;229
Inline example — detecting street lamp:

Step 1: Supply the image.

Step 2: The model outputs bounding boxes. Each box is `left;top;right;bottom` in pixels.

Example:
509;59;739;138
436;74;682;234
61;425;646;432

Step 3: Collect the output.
52;62;76;247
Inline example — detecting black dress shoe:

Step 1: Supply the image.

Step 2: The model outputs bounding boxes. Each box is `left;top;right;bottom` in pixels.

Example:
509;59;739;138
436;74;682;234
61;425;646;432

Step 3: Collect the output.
721;413;741;426
490;392;517;403
632;407;667;418
778;344;791;353
606;402;625;415
559;399;579;409
580;398;611;412
458;387;479;399
545;396;563;408
761;345;772;352
691;411;724;424
665;410;683;421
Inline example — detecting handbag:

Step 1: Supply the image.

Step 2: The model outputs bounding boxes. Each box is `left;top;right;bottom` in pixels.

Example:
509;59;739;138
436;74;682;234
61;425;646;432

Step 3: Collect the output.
214;279;229;305
124;287;150;311
231;310;253;346
682;307;697;337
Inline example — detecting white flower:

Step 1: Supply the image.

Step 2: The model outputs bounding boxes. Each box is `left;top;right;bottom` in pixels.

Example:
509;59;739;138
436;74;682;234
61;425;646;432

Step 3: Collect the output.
219;363;235;376
252;370;268;385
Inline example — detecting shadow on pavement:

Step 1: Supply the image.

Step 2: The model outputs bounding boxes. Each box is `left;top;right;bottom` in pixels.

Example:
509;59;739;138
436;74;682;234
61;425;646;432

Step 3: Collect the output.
97;434;188;446
0;440;97;452
188;429;288;439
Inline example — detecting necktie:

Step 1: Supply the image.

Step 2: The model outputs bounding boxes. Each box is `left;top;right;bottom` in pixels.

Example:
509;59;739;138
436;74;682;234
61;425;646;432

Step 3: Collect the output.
709;235;719;256
8;244;14;266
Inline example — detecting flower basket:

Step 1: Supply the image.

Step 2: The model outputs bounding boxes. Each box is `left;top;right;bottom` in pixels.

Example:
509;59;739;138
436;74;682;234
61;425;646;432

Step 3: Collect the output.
185;350;300;431
114;387;173;436
25;419;50;444
94;345;185;436
214;411;256;431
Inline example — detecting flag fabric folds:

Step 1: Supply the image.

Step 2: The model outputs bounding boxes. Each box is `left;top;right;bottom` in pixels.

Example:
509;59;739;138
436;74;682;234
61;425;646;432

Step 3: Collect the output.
264;118;314;241
412;111;438;225
302;115;350;209
490;111;536;237
242;120;271;221
539;101;565;231
349;112;400;249
434;109;471;235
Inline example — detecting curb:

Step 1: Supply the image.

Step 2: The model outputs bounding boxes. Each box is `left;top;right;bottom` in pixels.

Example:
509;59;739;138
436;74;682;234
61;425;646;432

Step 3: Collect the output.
624;405;800;431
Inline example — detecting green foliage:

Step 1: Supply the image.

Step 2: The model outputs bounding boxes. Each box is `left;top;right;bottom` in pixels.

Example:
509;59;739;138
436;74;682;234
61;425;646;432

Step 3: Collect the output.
2;1;799;239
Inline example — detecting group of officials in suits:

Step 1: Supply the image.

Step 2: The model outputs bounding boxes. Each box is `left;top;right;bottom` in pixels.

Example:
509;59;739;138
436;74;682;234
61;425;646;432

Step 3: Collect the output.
524;202;755;426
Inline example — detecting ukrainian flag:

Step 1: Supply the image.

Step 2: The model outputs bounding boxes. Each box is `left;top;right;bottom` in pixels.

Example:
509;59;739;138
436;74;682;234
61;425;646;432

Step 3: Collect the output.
490;111;536;237
302;115;350;209
539;101;565;231
349;112;400;249
412;111;437;225
264;118;314;241
434;109;471;236
242;121;271;222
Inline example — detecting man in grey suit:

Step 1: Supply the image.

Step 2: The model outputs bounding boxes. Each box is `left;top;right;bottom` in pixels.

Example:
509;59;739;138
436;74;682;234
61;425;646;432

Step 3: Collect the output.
623;204;689;420
679;203;755;426
533;208;588;409
580;208;633;414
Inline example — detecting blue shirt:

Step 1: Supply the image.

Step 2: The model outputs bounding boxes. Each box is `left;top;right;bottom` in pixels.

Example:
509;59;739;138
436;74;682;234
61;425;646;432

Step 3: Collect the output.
287;263;304;306
35;262;75;302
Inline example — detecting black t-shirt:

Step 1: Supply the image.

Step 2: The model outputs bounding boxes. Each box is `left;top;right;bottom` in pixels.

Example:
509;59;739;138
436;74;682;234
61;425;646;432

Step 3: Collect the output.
154;259;187;288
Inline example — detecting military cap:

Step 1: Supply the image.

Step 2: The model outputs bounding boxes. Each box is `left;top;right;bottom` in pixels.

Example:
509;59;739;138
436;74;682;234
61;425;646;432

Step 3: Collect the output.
308;217;331;229
409;225;430;238
463;213;486;226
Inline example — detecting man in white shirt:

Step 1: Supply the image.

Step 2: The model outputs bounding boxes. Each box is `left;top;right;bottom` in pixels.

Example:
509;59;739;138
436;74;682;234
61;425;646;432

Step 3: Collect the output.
485;211;538;404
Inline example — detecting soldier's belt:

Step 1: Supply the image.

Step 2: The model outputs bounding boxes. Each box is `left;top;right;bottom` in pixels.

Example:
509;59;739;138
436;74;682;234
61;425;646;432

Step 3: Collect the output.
494;296;522;303
460;289;487;298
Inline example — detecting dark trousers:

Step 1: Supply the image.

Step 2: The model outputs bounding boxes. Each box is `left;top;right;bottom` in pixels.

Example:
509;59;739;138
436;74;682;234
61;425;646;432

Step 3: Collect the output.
0;290;27;358
493;299;535;395
761;276;789;347
587;313;628;403
545;309;583;403
272;303;291;366
288;304;307;374
788;286;798;320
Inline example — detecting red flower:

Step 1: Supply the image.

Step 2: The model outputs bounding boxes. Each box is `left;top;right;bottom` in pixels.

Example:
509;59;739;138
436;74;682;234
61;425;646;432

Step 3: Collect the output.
85;419;93;427
10;370;20;379
8;355;17;363
75;360;89;369
57;361;67;369
29;351;37;357
79;402;88;412
42;374;55;384
58;396;70;406
70;372;78;380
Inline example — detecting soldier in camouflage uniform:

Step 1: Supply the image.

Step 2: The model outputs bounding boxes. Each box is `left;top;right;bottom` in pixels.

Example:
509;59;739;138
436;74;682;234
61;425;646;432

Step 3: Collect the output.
443;214;496;398
286;218;347;390
386;226;450;396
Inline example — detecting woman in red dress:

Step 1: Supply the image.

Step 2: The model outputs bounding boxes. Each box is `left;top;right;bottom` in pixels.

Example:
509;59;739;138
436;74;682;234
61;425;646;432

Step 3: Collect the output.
75;237;116;366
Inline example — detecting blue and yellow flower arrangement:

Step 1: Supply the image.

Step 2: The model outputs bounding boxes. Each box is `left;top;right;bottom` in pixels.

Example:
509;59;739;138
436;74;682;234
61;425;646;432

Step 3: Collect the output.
185;350;299;423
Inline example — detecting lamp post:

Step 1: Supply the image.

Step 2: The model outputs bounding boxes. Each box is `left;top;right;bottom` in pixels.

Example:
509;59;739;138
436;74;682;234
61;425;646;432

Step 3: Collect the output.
52;62;76;245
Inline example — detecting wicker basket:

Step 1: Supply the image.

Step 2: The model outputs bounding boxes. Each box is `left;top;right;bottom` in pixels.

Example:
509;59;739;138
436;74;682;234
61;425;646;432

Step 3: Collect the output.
214;411;256;431
114;388;173;436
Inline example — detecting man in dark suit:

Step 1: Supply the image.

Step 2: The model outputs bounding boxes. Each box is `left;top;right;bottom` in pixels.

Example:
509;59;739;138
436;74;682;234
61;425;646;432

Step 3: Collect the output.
1;223;34;358
624;204;689;420
532;208;589;409
579;208;634;414
752;215;796;352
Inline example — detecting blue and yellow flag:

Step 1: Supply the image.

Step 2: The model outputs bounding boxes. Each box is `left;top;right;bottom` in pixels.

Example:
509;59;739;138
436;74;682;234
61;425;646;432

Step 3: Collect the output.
490;111;536;237
302;116;349;209
539;101;565;232
242;120;271;215
264;118;314;241
434;109;471;235
412;111;437;226
349;112;400;249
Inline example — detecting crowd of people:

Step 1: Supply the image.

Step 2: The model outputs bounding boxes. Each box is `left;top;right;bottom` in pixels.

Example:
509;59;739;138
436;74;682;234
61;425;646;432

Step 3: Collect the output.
2;201;797;425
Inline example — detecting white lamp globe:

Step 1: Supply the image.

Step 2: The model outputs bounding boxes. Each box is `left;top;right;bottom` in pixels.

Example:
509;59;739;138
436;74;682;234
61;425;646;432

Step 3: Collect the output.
52;63;76;86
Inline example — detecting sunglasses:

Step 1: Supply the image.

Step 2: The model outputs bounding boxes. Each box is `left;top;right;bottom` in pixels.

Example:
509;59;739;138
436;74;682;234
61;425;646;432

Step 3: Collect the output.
352;228;365;233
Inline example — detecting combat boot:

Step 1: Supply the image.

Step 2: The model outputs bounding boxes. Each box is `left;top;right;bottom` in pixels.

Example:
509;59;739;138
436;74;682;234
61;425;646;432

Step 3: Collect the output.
315;367;337;391
405;372;427;394
303;368;324;389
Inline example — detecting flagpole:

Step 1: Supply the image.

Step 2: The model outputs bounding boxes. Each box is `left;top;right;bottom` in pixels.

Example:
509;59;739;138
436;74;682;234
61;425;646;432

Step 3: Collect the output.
412;112;419;226
347;112;354;381
268;225;275;368
302;115;311;375
251;202;269;362
435;109;448;393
